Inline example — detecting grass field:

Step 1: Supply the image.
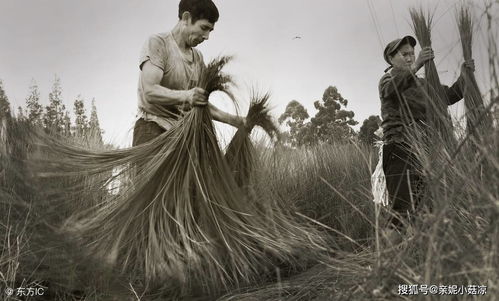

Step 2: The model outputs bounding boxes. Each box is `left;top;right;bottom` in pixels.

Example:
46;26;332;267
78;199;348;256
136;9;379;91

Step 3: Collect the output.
2;3;499;300
1;111;498;300
220;117;499;300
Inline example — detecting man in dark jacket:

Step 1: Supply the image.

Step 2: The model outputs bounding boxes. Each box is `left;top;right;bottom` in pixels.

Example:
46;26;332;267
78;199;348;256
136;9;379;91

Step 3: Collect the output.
379;35;474;231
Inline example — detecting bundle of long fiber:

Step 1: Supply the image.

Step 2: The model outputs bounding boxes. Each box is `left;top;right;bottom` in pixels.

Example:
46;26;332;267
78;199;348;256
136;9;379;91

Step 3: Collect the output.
458;6;492;136
410;8;456;145
225;91;278;188
32;57;327;297
0;119;133;300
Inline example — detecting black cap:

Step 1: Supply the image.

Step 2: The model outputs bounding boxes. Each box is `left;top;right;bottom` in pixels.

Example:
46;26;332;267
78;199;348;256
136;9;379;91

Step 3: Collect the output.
383;35;417;66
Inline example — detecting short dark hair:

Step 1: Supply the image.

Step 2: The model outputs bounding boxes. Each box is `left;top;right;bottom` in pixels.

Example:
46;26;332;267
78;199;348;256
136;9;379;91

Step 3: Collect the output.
179;0;219;24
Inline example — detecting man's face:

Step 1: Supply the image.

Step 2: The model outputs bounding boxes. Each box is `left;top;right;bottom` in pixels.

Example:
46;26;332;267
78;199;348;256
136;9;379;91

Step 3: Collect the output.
389;44;415;70
185;18;215;47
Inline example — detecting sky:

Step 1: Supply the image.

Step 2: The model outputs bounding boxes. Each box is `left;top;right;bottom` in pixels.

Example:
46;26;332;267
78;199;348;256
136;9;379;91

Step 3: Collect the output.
1;0;497;147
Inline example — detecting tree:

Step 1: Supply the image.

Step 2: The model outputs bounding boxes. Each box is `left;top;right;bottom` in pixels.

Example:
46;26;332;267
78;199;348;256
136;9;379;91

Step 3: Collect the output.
309;86;358;144
278;100;311;147
73;95;88;138
0;80;11;119
17;106;26;121
44;76;66;134
88;98;103;145
25;79;44;127
359;115;382;146
0;80;11;157
63;110;72;137
279;86;359;147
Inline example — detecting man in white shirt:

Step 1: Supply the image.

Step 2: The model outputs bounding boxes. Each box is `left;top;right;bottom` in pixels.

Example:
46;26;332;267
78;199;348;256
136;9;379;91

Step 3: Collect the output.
134;0;244;146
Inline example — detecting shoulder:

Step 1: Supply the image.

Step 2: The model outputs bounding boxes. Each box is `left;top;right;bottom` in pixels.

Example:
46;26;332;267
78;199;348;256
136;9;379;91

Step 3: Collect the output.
139;32;170;70
140;33;168;57
379;72;392;87
379;72;392;82
145;33;168;48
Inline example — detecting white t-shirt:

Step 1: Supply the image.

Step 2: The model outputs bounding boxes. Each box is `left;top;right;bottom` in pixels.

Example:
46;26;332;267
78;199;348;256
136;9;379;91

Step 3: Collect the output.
137;32;205;130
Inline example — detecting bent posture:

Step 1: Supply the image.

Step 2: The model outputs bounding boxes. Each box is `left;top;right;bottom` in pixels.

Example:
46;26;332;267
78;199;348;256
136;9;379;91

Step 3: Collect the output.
134;0;244;146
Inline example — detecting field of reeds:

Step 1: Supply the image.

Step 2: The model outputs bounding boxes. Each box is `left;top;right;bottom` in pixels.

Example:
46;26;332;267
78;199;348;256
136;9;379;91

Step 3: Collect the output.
218;5;499;300
2;4;499;301
221;119;498;300
2;108;498;300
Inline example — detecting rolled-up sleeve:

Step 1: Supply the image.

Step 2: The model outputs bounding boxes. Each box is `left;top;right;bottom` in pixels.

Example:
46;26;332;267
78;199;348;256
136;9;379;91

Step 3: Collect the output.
443;76;464;105
139;35;167;71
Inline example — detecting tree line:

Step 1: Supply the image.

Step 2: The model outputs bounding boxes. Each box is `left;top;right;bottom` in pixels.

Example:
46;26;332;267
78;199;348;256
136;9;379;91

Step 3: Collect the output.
2;78;383;149
1;76;103;146
278;85;382;147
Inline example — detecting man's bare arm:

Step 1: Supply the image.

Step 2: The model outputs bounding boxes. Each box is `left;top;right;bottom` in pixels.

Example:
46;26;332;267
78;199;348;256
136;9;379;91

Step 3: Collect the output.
141;61;207;106
209;103;245;128
142;61;244;126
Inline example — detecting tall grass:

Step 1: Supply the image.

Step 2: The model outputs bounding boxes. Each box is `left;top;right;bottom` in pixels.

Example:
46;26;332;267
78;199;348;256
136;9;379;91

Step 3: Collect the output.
222;102;499;301
254;143;376;250
5;57;329;299
1;116;123;301
225;90;277;188
2;4;498;300
410;8;456;147
458;5;493;136
222;5;499;301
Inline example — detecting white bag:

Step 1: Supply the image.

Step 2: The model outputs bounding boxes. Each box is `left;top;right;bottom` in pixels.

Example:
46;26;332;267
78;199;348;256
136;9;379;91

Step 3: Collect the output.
371;131;389;206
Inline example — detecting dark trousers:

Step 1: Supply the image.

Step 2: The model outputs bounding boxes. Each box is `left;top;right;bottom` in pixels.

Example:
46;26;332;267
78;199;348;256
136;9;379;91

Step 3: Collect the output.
132;118;166;147
382;143;424;229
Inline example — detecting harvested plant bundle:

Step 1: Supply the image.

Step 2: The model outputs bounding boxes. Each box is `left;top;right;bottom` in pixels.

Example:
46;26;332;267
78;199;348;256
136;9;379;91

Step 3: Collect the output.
410;8;455;144
33;57;327;297
225;91;278;188
457;6;492;135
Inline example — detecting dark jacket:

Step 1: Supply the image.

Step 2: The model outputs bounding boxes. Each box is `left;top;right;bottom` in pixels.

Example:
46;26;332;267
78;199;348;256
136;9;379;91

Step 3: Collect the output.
378;67;464;144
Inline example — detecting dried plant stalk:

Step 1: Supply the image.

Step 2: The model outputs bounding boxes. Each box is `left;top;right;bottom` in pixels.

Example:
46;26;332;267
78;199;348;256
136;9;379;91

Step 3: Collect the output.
32;57;326;297
410;8;455;144
225;91;278;188
458;6;492;135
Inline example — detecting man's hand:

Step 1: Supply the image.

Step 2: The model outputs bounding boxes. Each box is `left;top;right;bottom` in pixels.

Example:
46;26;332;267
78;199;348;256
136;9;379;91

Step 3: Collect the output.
414;47;435;71
183;87;208;106
461;59;475;73
239;117;248;129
